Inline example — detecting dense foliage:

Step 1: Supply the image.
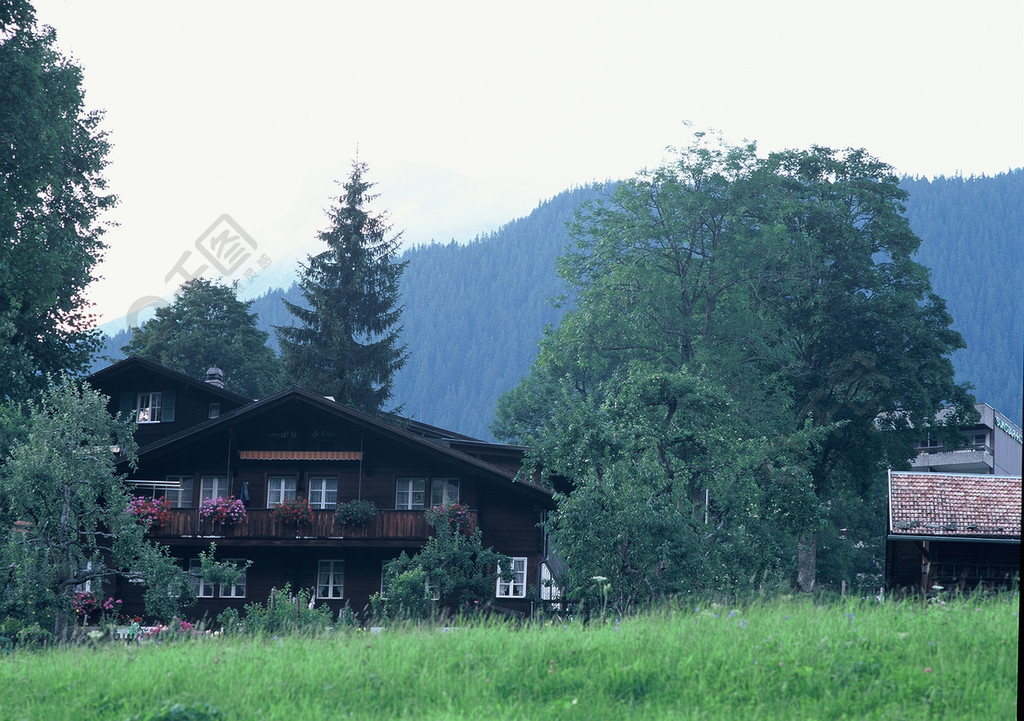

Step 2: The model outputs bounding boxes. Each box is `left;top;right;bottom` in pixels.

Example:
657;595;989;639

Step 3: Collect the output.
121;278;283;399
0;6;114;402
0;380;177;642
494;134;974;599
276;160;408;413
373;507;511;620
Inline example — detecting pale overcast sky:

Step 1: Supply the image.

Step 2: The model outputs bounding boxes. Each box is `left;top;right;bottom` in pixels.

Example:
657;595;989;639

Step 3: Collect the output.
31;1;1024;328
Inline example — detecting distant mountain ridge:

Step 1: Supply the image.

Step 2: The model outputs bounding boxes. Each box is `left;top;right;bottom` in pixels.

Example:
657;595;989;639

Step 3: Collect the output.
97;173;1024;438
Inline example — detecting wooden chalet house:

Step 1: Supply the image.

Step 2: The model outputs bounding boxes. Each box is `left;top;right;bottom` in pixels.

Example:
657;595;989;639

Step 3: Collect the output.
886;470;1021;596
89;357;555;619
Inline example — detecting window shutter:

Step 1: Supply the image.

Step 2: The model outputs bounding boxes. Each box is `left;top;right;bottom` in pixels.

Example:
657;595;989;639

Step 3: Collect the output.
119;392;133;419
161;391;176;422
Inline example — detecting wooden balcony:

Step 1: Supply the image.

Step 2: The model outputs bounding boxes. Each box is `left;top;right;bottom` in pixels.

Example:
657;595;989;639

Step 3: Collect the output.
146;509;476;542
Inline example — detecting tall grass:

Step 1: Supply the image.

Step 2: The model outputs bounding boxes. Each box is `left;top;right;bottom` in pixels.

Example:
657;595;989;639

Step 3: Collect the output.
1;594;1017;720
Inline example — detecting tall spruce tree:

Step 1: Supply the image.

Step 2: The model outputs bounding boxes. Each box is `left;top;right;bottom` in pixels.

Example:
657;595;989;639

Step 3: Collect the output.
276;160;408;412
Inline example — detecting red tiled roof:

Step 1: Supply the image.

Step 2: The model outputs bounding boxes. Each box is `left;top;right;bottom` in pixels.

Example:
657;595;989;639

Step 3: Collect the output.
888;471;1021;538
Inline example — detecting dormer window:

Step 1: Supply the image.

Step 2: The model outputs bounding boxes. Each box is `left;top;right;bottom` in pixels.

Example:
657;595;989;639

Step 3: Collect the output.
119;390;175;424
136;392;162;424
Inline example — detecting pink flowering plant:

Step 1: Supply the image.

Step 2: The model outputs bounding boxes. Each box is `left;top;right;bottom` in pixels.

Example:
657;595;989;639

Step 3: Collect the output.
273;497;314;526
72;592;122;626
426;503;473;534
199;496;247;524
127;496;172;529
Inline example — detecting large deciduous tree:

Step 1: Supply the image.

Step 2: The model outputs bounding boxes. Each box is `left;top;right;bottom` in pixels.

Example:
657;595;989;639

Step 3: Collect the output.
0;6;115;402
743;146;976;590
122;278;283;399
276;160;408;413
494;133;973;599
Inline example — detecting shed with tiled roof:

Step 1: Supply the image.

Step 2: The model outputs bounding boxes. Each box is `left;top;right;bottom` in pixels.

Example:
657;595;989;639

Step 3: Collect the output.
885;471;1020;595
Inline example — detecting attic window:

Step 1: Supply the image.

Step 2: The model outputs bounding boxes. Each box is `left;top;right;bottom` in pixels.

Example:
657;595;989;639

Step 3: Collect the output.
208;403;220;419
136;392;162;423
121;390;175;423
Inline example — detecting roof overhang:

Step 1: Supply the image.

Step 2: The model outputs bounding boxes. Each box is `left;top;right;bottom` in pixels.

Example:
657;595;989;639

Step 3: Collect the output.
887;534;1020;544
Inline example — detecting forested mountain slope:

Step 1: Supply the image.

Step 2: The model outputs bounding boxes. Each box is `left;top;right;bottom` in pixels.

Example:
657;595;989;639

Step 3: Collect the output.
98;173;1022;439
901;170;1023;427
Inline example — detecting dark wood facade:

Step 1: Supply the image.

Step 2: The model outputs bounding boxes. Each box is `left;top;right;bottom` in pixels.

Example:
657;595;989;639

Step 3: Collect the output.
90;359;554;621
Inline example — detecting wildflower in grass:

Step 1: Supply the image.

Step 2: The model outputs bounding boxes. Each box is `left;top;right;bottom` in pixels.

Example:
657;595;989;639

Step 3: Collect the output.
925;667;932;673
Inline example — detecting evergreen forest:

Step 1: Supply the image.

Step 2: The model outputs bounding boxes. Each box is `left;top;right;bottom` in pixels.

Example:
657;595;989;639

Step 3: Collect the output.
99;171;1023;438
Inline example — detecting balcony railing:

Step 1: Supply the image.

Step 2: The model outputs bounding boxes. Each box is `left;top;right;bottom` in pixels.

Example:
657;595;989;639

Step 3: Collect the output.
147;509;476;541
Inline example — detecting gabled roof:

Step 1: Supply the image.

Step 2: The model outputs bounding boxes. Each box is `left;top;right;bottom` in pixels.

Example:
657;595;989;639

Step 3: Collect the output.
127;385;553;504
888;471;1021;539
88;356;253;405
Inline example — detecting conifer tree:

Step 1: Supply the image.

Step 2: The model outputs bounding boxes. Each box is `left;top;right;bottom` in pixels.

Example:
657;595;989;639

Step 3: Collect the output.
276;160;408;412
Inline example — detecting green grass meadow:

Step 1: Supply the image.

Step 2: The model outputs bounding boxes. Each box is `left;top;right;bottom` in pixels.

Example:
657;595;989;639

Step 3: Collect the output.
0;595;1017;720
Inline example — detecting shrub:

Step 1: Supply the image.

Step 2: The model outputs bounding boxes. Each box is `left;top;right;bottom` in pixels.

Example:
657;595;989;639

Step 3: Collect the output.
216;607;241;635
335;498;377;525
373;562;435;622
238;585;333;636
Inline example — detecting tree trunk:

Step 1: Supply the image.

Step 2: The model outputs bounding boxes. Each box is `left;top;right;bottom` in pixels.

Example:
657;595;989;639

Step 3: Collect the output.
797;532;817;592
54;608;72;647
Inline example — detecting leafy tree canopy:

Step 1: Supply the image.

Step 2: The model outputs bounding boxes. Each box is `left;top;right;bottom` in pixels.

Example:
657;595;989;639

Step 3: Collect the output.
122;278;283;398
374;507;510;620
0;6;114;402
495;132;975;597
0;377;241;643
276;159;408;413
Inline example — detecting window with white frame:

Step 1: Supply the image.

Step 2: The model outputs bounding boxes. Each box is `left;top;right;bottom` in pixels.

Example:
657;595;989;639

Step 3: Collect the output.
188;559;214;598
497;557;527;598
267;476;297;508
429;478;460;507
74;561;94;594
165;475;194;508
317;560;345;599
135;392;162;423
395;478;425;510
200;476;228;502
308;476;338;510
539;562;562;601
219;560;247;598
